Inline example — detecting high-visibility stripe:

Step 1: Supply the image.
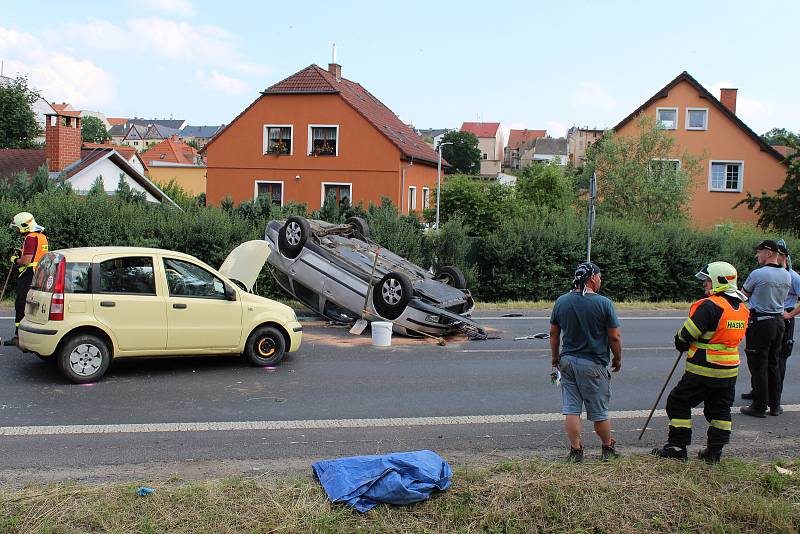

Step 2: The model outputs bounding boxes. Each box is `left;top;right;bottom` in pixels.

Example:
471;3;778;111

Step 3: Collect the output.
684;318;701;338
685;362;738;378
710;419;732;431
700;332;714;341
669;418;692;429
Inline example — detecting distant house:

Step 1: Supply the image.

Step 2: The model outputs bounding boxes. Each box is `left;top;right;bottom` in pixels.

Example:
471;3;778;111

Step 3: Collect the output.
0;76;55;145
109;118;187;148
203;63;443;214
415;128;452;150
566;127;606;167
0;111;178;206
519;138;568;166
504;129;547;169
119;123;182;151
50;102;114;129
613;71;787;226
460;122;504;176
140;135;207;196
180;125;224;149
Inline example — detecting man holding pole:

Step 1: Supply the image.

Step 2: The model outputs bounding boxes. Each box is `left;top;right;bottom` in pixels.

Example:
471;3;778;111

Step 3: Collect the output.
651;262;748;464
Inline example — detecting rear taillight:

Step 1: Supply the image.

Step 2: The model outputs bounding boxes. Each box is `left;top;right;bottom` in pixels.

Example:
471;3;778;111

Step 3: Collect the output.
49;260;66;321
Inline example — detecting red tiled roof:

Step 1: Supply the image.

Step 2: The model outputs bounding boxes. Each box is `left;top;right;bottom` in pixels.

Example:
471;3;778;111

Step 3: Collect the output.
773;145;797;158
107;117;127;126
205;64;443;166
507;129;547;150
50;102;73;113
140;136;198;165
0;149;46;180
461;122;500;138
83;143;137;161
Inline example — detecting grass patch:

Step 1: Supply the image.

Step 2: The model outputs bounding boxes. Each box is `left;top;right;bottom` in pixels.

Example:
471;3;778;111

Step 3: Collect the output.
475;300;690;311
1;456;798;533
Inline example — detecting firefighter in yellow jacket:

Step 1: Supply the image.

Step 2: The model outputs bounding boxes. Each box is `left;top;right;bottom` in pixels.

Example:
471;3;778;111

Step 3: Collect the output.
5;212;49;346
652;261;749;464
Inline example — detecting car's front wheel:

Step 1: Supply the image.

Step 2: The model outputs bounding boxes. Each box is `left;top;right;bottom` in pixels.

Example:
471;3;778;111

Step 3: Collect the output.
57;334;111;384
244;326;286;366
278;216;310;259
373;272;413;320
435;265;467;289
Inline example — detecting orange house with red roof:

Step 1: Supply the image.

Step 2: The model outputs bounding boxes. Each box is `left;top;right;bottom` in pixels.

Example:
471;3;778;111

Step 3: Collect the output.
204;63;443;214
141;135;206;195
504;129;547;169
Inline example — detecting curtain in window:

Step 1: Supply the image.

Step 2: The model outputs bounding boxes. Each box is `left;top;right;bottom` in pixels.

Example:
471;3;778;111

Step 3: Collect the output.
313;127;336;141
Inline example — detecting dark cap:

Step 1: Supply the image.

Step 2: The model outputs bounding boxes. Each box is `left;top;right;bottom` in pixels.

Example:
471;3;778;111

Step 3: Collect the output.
574;261;601;278
756;239;780;253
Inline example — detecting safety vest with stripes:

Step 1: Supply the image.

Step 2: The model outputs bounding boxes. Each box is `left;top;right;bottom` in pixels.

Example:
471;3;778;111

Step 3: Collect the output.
682;295;749;379
19;231;49;273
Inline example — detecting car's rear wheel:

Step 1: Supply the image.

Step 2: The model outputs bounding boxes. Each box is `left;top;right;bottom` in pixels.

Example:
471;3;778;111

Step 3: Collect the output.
373;272;413;320
57;334;111;384
435;265;467;289
346;216;370;240
278;216;310;259
244;326;286;366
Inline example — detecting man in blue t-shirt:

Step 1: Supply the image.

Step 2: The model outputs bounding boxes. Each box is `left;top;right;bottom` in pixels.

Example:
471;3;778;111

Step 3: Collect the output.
550;262;623;462
776;240;800;404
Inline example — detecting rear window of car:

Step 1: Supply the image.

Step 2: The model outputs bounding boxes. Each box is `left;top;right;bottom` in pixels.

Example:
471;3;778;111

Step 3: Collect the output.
30;254;91;294
99;256;156;295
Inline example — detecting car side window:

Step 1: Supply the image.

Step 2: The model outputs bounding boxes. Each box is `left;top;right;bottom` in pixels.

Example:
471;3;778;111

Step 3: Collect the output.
163;258;226;299
99;257;156;295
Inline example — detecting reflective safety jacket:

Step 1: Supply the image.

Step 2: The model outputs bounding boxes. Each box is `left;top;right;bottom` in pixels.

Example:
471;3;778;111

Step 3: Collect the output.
19;231;49;273
680;294;749;379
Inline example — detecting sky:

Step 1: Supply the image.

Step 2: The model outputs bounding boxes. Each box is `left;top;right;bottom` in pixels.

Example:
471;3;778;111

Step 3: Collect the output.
1;0;798;140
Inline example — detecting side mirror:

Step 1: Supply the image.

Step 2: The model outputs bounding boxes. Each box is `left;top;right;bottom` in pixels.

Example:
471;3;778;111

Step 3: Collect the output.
224;283;237;301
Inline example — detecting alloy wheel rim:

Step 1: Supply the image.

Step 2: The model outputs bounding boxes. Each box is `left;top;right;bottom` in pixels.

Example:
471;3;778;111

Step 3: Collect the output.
382;279;402;305
286;222;302;246
69;343;102;377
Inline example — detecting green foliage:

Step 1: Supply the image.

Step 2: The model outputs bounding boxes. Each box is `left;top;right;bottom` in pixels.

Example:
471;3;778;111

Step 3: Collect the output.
88;176;106;197
81;116;110;143
0;76;42;149
440;130;481;175
365;198;425;265
588;114;702;224
761;127;800;147
431;175;522;236
515;162;575;210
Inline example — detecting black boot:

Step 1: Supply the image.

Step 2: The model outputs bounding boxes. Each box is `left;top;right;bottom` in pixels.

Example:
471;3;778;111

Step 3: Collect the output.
698;447;722;464
566;446;584;463
3;336;18;346
651;444;688;462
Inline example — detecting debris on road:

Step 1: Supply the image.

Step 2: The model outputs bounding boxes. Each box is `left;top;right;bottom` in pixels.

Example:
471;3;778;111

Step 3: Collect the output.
136;487;155;497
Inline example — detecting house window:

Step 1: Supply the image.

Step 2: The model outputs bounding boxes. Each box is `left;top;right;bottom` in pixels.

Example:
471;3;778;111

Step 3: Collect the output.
649;159;681;177
709;161;743;192
686;108;708;130
422;187;430;209
255;181;284;206
408;186;417;211
656;108;678;130
264;125;292;155
482;153;488;159
322;182;351;207
309;125;338;156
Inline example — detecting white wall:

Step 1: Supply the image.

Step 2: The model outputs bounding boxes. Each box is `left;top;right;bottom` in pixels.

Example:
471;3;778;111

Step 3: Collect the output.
69;158;159;202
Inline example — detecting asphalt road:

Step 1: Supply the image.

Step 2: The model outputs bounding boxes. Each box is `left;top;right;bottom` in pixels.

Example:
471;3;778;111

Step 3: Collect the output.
1;308;798;484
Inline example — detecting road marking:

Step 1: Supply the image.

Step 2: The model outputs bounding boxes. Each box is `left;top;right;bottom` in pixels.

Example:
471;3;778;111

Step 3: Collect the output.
459;346;674;353
478;316;684;320
2;405;799;436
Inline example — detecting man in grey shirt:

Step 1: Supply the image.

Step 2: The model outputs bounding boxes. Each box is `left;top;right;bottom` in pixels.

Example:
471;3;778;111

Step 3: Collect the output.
741;240;792;417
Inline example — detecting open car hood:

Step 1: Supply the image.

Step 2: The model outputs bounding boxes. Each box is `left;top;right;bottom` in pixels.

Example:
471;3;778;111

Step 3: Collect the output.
219;240;271;292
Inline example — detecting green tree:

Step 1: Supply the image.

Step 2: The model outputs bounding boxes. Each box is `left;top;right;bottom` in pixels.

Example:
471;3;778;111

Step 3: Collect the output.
737;138;800;232
431;175;522;235
0;76;42;149
81;115;110;143
515;160;575;210
587;114;703;224
761;128;800;147
439;130;481;175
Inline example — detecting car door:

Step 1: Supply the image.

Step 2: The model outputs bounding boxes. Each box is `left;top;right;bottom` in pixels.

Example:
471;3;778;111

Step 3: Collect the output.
163;257;242;350
92;254;167;351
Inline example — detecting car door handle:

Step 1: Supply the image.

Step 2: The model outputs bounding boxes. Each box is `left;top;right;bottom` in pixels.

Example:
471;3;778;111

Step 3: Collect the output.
173;303;187;309
100;301;116;307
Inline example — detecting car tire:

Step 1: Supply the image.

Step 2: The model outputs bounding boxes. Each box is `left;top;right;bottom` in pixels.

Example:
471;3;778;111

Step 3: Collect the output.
435;265;467;289
346;216;370;240
244;326;286;367
373;271;413;320
57;334;111;384
278;216;310;259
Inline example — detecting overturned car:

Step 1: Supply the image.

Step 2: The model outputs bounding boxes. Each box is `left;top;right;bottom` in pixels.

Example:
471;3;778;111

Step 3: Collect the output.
264;216;485;337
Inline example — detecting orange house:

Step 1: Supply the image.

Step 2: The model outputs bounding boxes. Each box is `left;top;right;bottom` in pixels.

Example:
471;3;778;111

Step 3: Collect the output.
203;63;443;214
613;71;787;226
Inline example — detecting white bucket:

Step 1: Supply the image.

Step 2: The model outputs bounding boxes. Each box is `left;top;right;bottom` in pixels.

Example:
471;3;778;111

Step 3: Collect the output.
371;321;393;347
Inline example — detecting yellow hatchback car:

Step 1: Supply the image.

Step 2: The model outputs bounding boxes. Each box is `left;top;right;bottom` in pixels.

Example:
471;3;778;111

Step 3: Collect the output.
18;241;302;383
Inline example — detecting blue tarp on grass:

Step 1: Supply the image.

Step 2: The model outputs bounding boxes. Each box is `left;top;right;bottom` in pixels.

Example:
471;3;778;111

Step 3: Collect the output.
312;450;452;512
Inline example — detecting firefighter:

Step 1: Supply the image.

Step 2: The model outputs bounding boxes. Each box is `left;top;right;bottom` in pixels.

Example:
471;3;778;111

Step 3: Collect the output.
5;212;49;346
651;261;749;464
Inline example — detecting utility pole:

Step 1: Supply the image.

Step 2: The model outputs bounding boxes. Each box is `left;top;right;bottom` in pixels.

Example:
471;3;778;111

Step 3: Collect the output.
586;172;597;262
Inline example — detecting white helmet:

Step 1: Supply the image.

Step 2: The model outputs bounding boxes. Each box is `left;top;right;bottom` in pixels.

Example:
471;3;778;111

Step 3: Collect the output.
10;212;43;233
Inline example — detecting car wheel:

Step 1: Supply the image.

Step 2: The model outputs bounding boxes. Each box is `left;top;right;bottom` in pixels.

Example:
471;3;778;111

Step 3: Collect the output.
57;334;111;384
435;265;467;289
278;216;310;259
244;326;286;366
373;272;413;320
346;216;370;240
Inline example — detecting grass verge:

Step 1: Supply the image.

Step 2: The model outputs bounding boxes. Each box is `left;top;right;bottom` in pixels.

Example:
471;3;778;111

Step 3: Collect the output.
2;456;798;533
474;300;690;311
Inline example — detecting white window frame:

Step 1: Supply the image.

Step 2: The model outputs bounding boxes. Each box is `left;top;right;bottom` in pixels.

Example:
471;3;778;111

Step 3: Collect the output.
685;108;708;131
708;160;744;193
320;182;352;206
263;124;294;155
308;124;340;156
422;187;430;209
254;180;285;206
656;107;679;130
408;186;417;211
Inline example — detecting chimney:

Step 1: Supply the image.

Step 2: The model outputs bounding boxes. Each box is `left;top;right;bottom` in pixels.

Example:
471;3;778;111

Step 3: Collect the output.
720;88;738;115
328;63;341;81
45;113;82;173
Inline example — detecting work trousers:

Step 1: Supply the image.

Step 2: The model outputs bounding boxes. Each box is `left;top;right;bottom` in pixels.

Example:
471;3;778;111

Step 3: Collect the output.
779;312;795;396
745;316;785;412
14;268;33;334
666;372;735;449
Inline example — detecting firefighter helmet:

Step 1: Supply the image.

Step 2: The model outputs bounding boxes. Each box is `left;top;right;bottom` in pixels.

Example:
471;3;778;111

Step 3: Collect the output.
695;261;738;294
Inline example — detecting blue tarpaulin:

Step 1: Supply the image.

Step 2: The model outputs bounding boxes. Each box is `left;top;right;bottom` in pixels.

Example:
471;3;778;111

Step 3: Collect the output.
312;450;452;512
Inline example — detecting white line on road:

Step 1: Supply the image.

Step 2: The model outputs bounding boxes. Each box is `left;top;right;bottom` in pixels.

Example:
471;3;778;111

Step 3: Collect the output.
478;316;684;320
2;405;798;436
459;346;675;353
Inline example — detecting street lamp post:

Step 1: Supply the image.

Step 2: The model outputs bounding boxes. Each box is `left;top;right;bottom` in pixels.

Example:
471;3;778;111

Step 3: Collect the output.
435;142;453;229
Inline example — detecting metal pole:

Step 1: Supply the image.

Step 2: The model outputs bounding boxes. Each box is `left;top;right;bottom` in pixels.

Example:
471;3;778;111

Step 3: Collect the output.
586;172;597;263
435;147;442;229
638;351;685;440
